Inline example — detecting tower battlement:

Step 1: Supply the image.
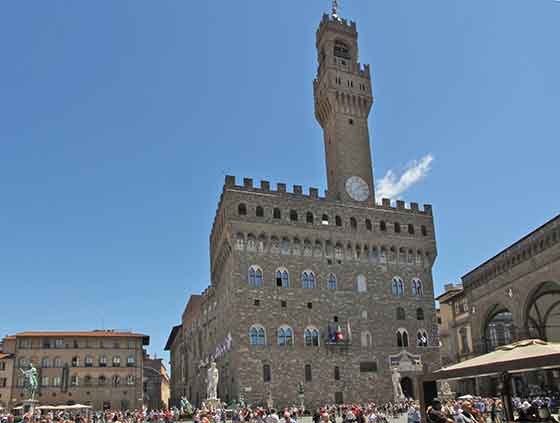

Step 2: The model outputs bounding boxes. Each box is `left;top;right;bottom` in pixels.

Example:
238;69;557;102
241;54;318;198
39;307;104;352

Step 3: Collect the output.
317;13;357;39
222;175;432;215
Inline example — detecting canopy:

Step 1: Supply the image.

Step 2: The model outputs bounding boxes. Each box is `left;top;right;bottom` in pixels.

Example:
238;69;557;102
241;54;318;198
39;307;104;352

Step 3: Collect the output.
433;339;560;380
62;404;92;409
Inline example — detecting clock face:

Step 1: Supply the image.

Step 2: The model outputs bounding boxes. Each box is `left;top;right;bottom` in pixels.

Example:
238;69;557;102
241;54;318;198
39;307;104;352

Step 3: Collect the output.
345;176;369;202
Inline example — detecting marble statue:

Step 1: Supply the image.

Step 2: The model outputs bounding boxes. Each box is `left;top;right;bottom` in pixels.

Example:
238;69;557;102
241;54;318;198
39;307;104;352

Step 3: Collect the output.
206;362;219;400
391;368;405;401
19;364;38;400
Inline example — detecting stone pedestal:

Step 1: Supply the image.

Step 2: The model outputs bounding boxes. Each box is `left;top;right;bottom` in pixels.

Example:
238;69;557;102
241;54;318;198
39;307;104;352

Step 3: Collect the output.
204;398;222;412
22;399;38;414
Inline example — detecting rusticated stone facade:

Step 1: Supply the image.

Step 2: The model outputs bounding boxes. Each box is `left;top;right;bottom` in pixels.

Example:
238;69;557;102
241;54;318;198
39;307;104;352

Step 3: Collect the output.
168;11;440;409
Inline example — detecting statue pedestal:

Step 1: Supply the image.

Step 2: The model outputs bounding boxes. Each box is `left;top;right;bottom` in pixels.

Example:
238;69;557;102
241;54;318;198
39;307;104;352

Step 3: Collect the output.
22;399;38;414
204;398;222;412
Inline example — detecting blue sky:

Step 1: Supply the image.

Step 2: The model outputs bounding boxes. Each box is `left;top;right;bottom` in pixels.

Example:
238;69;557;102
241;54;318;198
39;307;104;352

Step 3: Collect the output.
1;1;558;361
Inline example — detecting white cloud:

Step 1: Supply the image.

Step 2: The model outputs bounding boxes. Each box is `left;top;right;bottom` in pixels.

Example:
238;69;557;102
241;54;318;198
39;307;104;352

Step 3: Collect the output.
375;154;434;201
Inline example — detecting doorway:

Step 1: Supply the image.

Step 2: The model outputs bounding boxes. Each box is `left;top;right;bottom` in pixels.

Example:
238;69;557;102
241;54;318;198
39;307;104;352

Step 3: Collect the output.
401;377;415;399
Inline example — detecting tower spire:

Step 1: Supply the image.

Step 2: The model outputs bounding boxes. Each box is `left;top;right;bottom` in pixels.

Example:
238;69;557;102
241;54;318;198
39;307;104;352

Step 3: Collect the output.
332;0;339;18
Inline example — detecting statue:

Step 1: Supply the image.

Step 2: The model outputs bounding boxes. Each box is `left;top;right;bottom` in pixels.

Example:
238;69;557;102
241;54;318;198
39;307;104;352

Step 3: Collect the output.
206;362;219;400
441;381;452;395
391;368;405;401
19;364;39;400
180;397;193;415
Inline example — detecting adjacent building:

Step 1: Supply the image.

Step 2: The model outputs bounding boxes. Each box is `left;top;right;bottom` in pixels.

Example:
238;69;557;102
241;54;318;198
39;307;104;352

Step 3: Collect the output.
143;353;170;410
437;214;560;397
168;8;440;409
0;330;149;411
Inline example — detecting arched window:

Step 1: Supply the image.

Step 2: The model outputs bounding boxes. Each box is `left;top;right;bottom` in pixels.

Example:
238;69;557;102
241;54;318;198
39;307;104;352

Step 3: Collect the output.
256;206;264;217
350;217;357;230
365;219;372;231
408;224;415;235
396;307;406;320
357;274;367;292
301;271;316;289
235;233;245;251
112;375;120;387
421;225;428;236
304;328;320;347
273;208;282;219
127;375;135;385
394;222;401;233
84;375;92;386
321;214;329;225
71;356;80;367
99;356;107;367
397;329;409;348
416;308;425;321
327;273;337;290
41;357;50;368
238;203;247;216
263;364;271;382
98;375;107;385
249;325;266;346
277;326;294;346
380;221;387;231
392;277;405;297
248;265;263;288
306;212;314;224
412;278;424;296
290;210;298;221
417;330;428;347
112;356;121;367
85;356;93;368
335;216;342;227
54;357;63;368
275;268;289;288
71;375;80;386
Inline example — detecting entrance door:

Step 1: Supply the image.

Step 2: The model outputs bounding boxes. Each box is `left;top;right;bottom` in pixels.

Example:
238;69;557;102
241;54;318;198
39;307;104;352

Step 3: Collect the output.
401;377;415;399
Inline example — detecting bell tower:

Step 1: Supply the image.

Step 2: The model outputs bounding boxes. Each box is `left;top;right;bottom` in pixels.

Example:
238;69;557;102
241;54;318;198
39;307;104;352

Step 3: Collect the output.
314;7;375;206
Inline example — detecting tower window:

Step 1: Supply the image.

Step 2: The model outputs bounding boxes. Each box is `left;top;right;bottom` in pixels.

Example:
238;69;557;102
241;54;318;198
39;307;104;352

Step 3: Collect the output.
334;41;351;59
380;221;387;231
365;219;372;231
348;119;354;125
394;222;401;233
256;206;264;217
335;216;342;227
273;208;282;219
263;364;271;383
408;224;415;235
321;214;329;225
334;366;340;381
421;225;428;236
290;210;298;221
307;302;313;309
306;212;314;224
350;217;357;230
238;204;247;216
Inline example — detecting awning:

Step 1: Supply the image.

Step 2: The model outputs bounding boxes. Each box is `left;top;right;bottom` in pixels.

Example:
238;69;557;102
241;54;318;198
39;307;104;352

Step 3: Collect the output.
433;339;560;380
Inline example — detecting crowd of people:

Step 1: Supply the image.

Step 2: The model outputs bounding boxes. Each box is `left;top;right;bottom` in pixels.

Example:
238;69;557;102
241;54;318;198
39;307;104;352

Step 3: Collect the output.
3;396;560;423
426;396;560;423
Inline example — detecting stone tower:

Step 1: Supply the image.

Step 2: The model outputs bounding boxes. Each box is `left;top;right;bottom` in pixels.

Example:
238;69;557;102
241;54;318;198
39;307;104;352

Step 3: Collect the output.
314;13;375;207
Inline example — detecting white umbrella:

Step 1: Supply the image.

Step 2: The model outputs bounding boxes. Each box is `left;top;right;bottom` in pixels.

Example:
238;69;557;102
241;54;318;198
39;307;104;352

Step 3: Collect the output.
65;404;92;409
458;394;474;400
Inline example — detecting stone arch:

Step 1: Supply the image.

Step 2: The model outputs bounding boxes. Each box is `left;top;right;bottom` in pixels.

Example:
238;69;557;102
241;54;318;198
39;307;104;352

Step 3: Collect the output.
281;237;291;255
247;234;257;252
523;281;560;342
292;237;301;256
481;304;514;351
314;240;323;258
257;233;267;253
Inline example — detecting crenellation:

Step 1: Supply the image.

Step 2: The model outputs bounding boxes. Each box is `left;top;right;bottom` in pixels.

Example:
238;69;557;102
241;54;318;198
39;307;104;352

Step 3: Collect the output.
243;177;253;188
225;175;236;187
423;204;433;215
261;180;270;191
411;202;419;212
277;182;286;193
293;185;303;194
396;200;405;210
309;187;319;198
382;198;391;208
